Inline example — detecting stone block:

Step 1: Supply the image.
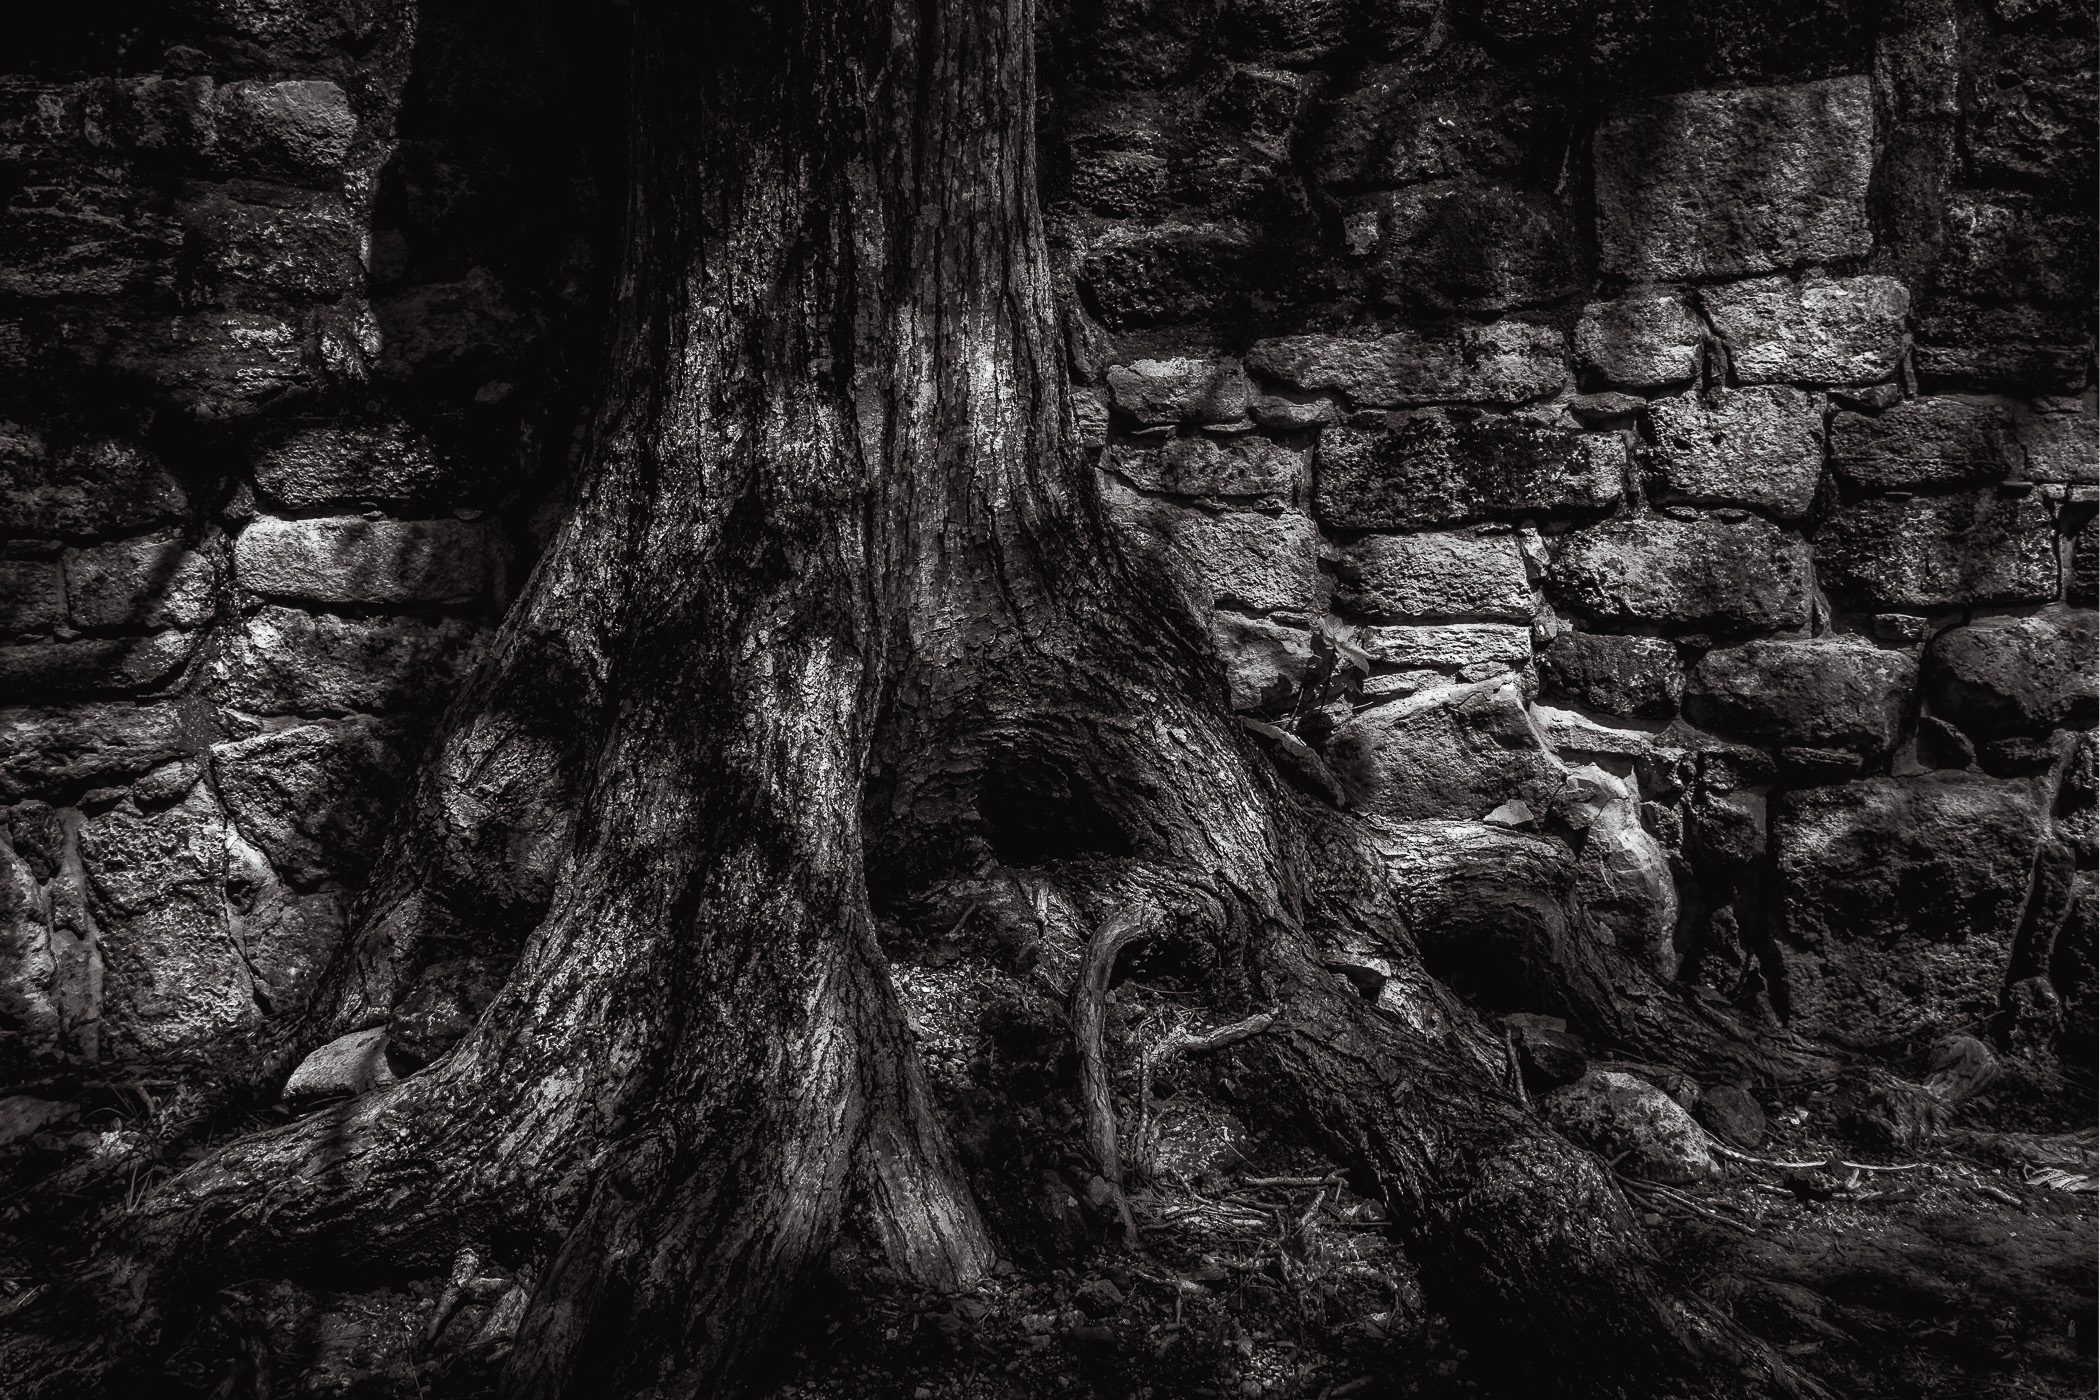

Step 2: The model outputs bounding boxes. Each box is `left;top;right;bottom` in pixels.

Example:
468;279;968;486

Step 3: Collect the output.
1537;633;1683;718
212;80;356;178
1828;397;2017;492
252;419;461;509
1323;679;1562;820
0;631;202;698
1356;623;1532;675
0;704;189;801
1701;275;1910;385
1315;411;1622;529
1109;434;1302;500
215;606;487;716
80;786;258;1058
1548;515;1811;633
212;718;417;886
1817;490;2056;610
62;530;220;629
1685;636;1917;759
1913;303;2092;394
1369;181;1582;314
1924;612;2098;740
1574;293;1703;388
1540;1070;1720;1185
1246;320;1567;408
0;560;65;632
1104;357;1251;427
1594;76;1874;280
1775;775;2045;1043
0;427;187;537
1336;531;1533;621
1160;507;1322;614
234;516;500;607
1645;386;1824;518
179;186;362;302
2015;409;2098;485
100;311;315;423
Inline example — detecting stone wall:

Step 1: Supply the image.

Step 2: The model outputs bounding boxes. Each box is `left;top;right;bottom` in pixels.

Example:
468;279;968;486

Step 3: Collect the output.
0;2;625;1086
0;0;2093;1101
1049;0;2096;1059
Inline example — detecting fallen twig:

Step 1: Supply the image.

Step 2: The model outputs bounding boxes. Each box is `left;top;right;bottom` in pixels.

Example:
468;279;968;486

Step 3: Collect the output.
1706;1140;1925;1174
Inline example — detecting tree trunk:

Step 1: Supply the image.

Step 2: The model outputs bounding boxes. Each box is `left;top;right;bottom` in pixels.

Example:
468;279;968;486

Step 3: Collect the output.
10;3;1820;1397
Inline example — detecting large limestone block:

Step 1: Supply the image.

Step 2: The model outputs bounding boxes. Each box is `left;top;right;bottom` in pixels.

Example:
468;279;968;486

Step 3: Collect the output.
1336;531;1533;621
1645;386;1824;519
80;787;258;1058
1924;612;2098;740
1104;357;1251;427
216;607;485;717
1109;434;1303;501
213;719;417;886
1356;623;1532;674
2015;408;2098;485
1828;398;2018;492
1316;411;1622;529
0;631;203;699
235;516;501;607
1685;636;1918;759
1817;490;2056;611
1119;498;1323;615
0;560;65;631
1595;76;1874;280
1246;321;1567;408
1701;275;1909;385
0;428;187;537
1775;775;2045;1043
211;79;357;177
1537;633;1684;718
1369;180;1583;315
0;704;189;801
62;529;221;629
1574;293;1703;388
252;420;461;508
1323;679;1562;821
1547;515;1811;633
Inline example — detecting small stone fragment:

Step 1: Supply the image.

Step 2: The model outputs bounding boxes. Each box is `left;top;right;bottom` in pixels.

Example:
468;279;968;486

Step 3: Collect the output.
1540;1069;1722;1184
284;1026;396;1102
1693;1085;1767;1148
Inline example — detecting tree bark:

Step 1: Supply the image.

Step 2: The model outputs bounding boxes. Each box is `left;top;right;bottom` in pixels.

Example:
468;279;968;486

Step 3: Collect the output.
8;3;1823;1397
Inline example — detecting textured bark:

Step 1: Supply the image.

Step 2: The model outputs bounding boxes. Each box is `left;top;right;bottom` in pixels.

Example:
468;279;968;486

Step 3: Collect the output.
7;3;1824;1397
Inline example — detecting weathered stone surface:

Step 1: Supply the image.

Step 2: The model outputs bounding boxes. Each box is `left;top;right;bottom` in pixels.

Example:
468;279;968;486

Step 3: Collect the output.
1104;357;1251;426
0;560;66;631
216;607;486;716
1357;623;1531;675
100;310;318;422
2076;512;2099;609
1246;321;1567;408
213;719;417;886
1924;612;2098;740
1828;397;2018;491
1336;531;1532;621
62;530;220;629
284;1027;396;1101
180;186;362;302
1211;612;1313;713
1913;303;2093;394
1248;389;1339;431
1645;386;1824;518
1775;775;2045;1043
1369;181;1582;314
234;516;501;607
252;420;461;508
1695;1084;1767;1148
0;704;189;800
1574;293;1703;388
1594;77;1874;280
1817;491;2057;611
1548;515;1812;633
1113;496;1323;615
1110;434;1302;500
1540;1070;1721;1184
1315;412;1623;529
212;80;357;178
0;631;202;698
1565;766;1679;978
0;838;60;1057
2015;408;2099;485
0;428;187;537
1323;679;1562;821
80;787;257;1057
1537;633;1683;718
1701;275;1910;385
1686;637;1918;758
